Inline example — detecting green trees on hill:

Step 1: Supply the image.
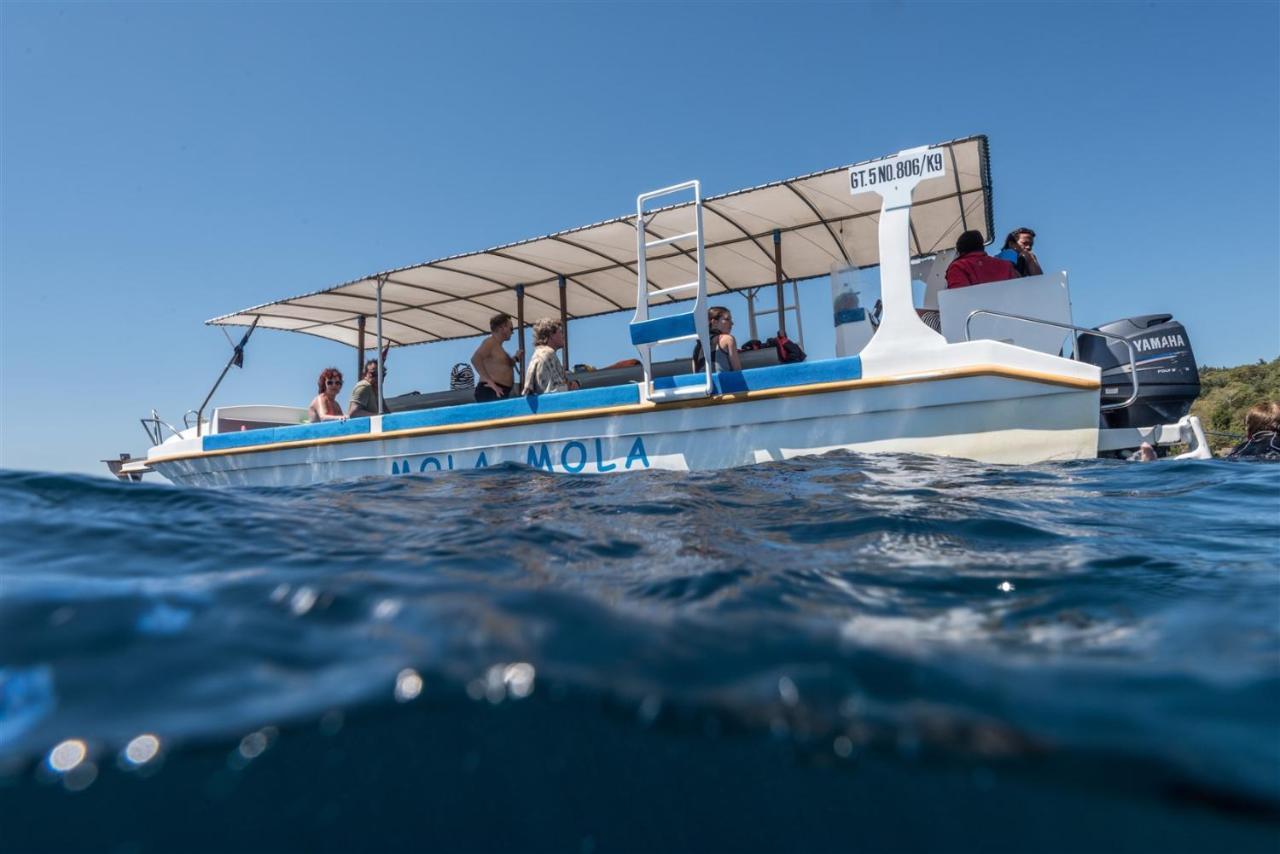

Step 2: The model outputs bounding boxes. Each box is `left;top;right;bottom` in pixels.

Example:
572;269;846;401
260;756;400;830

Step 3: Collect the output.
1191;358;1280;454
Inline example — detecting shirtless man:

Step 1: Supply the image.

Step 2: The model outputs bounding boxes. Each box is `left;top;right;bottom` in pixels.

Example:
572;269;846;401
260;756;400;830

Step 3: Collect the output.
471;312;523;402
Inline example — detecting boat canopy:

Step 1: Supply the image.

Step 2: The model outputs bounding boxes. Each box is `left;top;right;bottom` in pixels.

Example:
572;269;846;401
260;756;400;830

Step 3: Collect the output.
208;135;992;348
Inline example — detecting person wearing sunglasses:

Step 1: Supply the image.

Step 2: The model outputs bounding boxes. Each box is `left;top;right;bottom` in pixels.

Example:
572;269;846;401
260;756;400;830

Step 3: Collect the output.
347;358;386;418
307;368;348;423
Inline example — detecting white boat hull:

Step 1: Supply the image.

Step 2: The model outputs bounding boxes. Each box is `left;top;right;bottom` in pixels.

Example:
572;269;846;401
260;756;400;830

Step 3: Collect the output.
149;350;1100;488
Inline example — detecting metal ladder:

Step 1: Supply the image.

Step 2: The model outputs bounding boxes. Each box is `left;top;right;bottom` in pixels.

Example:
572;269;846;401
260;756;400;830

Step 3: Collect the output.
630;180;711;402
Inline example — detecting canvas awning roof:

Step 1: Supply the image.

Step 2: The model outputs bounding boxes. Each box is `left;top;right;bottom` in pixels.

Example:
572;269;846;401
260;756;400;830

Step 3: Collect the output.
208;134;992;348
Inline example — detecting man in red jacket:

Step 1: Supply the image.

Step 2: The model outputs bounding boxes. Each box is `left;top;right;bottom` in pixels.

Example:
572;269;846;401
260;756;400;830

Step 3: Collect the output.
945;230;1019;288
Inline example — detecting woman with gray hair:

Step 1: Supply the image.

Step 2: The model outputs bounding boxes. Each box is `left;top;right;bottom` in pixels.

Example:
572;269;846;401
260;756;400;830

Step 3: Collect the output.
522;317;580;395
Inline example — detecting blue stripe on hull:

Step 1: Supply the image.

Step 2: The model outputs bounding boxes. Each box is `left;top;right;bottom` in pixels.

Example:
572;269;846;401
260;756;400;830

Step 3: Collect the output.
200;356;863;452
653;356;862;394
203;417;371;451
381;383;642;432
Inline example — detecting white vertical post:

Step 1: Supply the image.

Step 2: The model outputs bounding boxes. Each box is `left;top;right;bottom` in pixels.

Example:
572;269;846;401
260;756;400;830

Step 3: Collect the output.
375;275;385;414
850;147;947;357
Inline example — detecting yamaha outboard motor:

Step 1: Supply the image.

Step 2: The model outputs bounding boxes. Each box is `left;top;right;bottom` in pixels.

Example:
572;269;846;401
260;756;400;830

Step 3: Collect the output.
1077;314;1200;429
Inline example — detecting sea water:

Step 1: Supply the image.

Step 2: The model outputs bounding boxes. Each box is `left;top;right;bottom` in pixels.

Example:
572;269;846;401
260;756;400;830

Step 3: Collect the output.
0;455;1277;852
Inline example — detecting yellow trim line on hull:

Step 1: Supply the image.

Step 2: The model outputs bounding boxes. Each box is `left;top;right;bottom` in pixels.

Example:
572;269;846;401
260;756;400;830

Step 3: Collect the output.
143;365;1099;467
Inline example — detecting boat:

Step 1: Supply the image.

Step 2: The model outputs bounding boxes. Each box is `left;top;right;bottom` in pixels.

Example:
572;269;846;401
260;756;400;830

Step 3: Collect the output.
114;135;1211;486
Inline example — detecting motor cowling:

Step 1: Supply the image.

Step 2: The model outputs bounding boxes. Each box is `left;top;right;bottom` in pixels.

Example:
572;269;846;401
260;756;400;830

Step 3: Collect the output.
1077;314;1200;429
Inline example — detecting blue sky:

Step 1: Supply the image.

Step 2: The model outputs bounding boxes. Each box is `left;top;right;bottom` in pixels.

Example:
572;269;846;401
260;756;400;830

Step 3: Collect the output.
2;1;1277;476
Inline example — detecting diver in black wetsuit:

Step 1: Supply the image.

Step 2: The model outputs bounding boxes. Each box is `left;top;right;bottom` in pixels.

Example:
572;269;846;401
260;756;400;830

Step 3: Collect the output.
1227;402;1280;461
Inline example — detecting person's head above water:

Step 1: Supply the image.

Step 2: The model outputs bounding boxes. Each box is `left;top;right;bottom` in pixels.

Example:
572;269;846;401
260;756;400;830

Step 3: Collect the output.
955;230;986;255
1245;401;1280;438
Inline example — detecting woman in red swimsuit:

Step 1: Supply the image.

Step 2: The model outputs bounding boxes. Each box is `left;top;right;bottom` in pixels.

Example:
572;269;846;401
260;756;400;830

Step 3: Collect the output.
307;367;349;423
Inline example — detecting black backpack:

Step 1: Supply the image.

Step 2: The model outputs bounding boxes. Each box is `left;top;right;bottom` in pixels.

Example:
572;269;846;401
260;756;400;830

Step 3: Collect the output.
765;333;806;363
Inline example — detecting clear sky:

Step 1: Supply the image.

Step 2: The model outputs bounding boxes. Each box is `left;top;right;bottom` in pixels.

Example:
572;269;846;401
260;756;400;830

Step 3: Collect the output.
2;1;1277;476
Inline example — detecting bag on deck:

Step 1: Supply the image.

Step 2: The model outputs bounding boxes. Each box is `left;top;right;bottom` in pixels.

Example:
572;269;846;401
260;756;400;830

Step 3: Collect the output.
450;363;476;390
768;333;807;363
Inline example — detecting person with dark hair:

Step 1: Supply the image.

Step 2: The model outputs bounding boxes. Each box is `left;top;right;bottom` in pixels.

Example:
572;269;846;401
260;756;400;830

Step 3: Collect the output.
522;318;579;395
347;359;385;418
996;227;1043;277
471;312;523;402
691;306;743;373
945;230;1020;288
307;368;348;423
1227;401;1280;460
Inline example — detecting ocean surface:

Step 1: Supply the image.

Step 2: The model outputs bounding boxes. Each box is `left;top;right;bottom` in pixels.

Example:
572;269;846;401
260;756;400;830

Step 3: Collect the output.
0;455;1277;853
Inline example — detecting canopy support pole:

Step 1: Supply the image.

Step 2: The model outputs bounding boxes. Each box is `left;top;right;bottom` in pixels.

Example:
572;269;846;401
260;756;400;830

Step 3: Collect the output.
516;284;526;392
773;229;786;336
195;316;259;437
558;275;569;370
744;288;760;341
356;315;366;378
375;276;385;414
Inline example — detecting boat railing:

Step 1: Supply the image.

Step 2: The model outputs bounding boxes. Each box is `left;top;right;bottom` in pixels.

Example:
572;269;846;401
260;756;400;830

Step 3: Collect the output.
963;310;1139;411
140;410;183;445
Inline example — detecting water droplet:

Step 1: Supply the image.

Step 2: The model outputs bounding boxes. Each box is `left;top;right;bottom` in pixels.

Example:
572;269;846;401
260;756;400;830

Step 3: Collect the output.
122;734;161;767
503;663;535;699
238;730;269;760
778;676;799;706
373;598;402;621
290;587;318;616
63;761;98;791
638;695;662;725
833;735;854;758
48;739;87;772
319;710;345;736
394;669;423;702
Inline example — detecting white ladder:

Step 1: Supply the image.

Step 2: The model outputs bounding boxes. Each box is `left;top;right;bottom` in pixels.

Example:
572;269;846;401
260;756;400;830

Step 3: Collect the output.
630;180;711;402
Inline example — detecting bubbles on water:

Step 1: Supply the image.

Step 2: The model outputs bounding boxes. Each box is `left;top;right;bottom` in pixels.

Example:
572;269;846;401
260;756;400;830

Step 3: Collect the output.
394;669;423;702
998;581;1016;593
122;734;161;767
